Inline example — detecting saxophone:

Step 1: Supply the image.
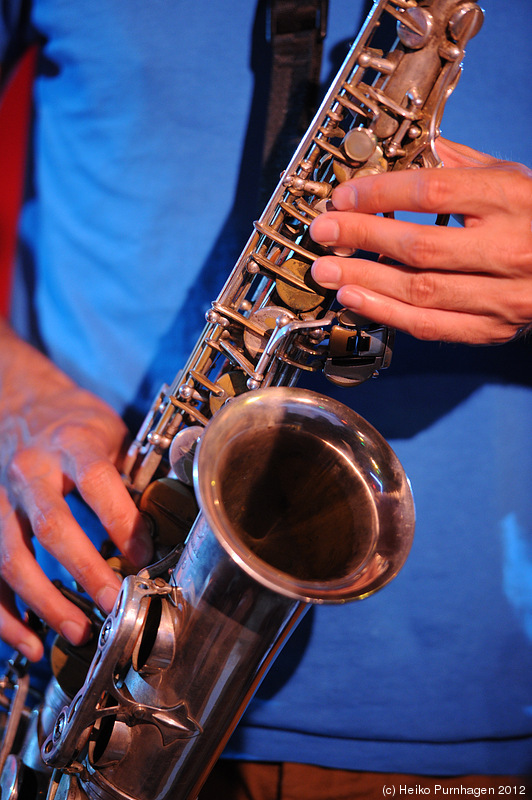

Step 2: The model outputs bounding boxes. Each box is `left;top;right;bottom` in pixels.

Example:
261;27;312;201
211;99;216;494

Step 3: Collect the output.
0;2;483;798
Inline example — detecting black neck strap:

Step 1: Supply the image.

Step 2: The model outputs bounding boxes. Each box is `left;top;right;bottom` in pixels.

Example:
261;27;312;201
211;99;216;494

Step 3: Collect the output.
262;0;329;185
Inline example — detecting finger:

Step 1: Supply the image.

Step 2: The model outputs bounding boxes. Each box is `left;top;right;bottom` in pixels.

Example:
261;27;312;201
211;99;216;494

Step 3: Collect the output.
0;491;92;651
333;284;514;345
6;457;122;615
310;212;497;274
64;444;153;567
311;256;531;322
0;578;44;662
329;165;514;217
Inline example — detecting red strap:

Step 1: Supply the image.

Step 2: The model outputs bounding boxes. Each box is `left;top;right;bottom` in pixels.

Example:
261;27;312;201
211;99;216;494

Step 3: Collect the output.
0;45;37;317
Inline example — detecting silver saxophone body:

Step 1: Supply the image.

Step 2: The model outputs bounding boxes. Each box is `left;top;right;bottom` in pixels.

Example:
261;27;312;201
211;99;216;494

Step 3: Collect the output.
0;2;483;798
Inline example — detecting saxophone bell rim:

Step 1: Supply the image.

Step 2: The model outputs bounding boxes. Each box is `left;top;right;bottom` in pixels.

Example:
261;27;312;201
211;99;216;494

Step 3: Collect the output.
193;386;415;604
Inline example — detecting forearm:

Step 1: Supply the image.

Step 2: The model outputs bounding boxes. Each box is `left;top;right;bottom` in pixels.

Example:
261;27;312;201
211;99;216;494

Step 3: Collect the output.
0;316;75;410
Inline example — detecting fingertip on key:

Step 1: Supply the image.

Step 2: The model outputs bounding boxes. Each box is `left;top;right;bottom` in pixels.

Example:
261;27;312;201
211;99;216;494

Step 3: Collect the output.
17;636;44;662
96;584;120;615
60;618;91;647
311;258;342;288
332;183;358;210
309;216;340;245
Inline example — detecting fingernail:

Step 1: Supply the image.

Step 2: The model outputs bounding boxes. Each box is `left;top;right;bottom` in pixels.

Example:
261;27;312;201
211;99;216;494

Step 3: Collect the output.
310;217;340;245
338;287;364;310
60;619;90;646
312;259;342;288
96;585;119;615
333;184;357;210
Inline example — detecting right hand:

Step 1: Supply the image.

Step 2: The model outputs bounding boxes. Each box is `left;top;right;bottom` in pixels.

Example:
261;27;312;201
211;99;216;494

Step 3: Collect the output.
0;321;153;661
309;140;532;345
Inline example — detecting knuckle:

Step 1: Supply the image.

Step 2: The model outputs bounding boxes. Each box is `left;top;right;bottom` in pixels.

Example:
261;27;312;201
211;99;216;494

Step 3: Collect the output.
75;458;113;492
5;449;34;486
508;239;532;275
491;283;532;332
415;172;448;212
403;232;438;269
70;559;101;592
482;163;532;215
51;421;84;451
106;506;134;536
32;505;66;547
497;163;532;209
411;311;440;341
408;271;438;307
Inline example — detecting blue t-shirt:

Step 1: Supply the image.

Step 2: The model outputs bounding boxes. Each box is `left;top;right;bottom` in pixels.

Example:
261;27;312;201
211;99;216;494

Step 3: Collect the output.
3;0;532;776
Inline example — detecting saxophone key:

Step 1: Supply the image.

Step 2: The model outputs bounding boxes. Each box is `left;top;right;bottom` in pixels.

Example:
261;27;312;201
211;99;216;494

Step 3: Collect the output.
396;7;434;48
208;370;249;414
242;306;289;359
275;258;326;313
342;127;377;162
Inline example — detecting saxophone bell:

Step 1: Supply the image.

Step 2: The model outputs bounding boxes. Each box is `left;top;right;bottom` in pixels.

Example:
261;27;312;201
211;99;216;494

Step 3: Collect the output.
195;386;414;603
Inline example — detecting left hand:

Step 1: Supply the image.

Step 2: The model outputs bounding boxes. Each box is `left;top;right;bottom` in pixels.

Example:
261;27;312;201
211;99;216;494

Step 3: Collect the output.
309;139;532;344
0;322;153;661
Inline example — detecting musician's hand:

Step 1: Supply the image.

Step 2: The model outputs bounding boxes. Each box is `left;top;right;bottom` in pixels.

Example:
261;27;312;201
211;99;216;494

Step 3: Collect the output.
309;139;532;344
0;322;152;661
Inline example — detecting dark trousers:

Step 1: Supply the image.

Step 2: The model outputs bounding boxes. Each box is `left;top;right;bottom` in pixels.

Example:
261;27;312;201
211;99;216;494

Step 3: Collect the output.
200;761;531;800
